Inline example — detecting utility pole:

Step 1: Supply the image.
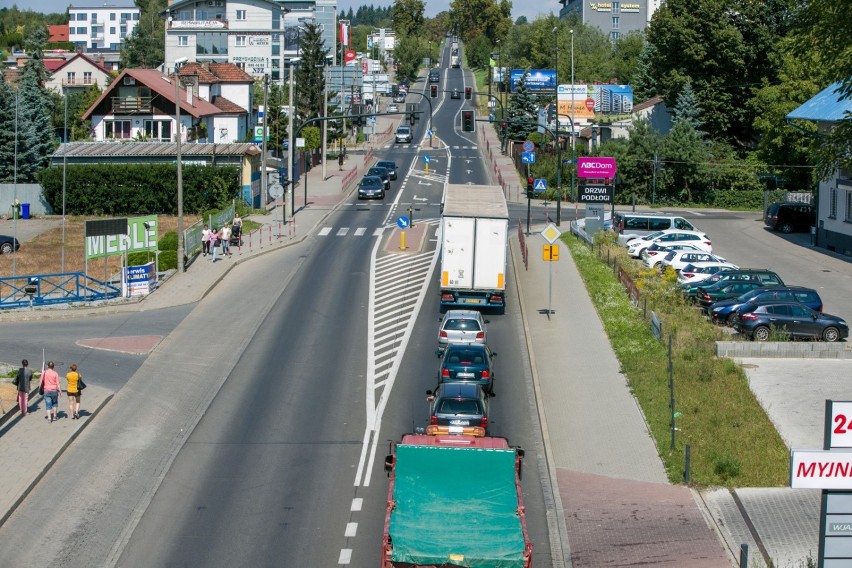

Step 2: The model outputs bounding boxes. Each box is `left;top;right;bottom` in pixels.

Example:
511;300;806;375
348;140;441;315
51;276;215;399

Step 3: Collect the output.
174;58;187;274
287;60;296;218
262;74;269;208
554;26;560;226
61;86;68;273
321;62;329;180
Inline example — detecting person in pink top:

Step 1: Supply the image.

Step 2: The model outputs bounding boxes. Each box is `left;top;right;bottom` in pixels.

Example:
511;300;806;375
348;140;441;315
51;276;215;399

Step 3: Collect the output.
40;361;61;423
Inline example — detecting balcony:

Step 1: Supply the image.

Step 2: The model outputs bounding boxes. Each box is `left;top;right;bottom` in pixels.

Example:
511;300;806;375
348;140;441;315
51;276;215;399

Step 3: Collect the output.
169;18;228;30
62;78;97;87
111;96;152;114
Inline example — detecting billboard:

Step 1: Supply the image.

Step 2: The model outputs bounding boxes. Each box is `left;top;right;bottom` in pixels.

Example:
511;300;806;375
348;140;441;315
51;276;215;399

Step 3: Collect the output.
510;69;557;93
85;215;157;260
557;84;634;123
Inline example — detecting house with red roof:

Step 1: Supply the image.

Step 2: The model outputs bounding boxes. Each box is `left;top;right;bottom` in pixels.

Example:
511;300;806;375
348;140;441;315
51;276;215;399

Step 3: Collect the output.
45;52;113;94
48;24;69;43
82;63;252;144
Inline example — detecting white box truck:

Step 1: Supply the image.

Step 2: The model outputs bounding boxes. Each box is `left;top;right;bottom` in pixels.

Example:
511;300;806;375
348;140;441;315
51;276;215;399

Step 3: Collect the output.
439;184;509;313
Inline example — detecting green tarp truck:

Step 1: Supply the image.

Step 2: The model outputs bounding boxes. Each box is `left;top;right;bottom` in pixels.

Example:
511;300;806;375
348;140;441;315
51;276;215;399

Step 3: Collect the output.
381;434;532;568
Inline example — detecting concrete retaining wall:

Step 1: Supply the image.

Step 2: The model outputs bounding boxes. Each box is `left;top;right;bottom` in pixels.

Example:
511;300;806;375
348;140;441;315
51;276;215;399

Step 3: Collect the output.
716;341;852;359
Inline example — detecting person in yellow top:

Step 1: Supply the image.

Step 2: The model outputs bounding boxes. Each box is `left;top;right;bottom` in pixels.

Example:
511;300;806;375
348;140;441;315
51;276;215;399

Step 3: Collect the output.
65;363;83;419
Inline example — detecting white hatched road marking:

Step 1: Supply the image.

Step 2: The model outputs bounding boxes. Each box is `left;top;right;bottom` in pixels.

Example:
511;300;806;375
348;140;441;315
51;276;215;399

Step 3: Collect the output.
338;549;352;564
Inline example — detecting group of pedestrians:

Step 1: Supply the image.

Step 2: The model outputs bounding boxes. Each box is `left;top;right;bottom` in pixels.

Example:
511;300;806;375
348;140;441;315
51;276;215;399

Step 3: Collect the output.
200;214;242;262
13;359;85;423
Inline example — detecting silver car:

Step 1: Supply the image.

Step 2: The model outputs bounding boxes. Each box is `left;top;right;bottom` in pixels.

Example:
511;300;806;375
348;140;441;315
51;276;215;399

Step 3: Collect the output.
438;310;487;350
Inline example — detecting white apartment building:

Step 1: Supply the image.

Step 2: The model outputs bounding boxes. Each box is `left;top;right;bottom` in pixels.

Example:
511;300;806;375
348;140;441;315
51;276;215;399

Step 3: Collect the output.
68;2;140;51
163;0;337;83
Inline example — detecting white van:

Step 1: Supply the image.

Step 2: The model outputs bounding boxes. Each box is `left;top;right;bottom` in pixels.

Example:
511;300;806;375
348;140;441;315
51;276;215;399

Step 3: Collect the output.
612;212;698;244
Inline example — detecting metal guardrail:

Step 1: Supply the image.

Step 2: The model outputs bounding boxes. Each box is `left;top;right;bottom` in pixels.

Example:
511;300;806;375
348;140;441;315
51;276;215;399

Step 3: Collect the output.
0;272;121;310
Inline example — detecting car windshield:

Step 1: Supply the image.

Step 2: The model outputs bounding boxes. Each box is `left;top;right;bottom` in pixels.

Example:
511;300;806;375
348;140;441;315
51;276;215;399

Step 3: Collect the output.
643;231;667;241
361;176;382;187
437;399;482;415
446;348;486;365
368;168;386;176
737;288;764;302
444;319;481;331
397;127;410;133
378;162;395;169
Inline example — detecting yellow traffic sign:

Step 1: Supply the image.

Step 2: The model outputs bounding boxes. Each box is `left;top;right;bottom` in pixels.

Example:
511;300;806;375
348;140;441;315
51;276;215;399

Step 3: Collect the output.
542;244;559;261
541;223;562;244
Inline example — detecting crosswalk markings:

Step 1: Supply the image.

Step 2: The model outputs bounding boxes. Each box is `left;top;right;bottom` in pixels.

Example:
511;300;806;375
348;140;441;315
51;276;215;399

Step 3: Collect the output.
318;227;331;236
337;227;349;236
354;227;366;236
373;228;384;236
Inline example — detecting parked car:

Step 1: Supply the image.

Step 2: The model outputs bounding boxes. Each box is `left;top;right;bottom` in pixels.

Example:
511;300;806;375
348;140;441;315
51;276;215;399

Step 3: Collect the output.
357;175;385;200
451;89;461;99
710;286;823;326
765;202;815;234
425;382;490;436
641;243;703;268
612;212;698;244
735;302;848;342
681;268;784;296
659;251;727;273
0;235;21;254
627;229;712;258
694;280;768;311
375;160;398;180
437;343;496;395
438;310;488;351
676;262;739;285
367;166;391;190
395;126;413;143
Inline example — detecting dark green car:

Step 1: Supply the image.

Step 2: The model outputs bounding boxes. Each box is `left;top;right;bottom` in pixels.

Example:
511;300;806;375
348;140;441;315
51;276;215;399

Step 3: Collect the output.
695;281;769;312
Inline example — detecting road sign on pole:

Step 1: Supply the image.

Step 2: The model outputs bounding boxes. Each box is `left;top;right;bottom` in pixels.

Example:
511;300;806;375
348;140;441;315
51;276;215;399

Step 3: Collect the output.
523;140;534;152
396;216;410;229
534;178;547;192
521;152;536;164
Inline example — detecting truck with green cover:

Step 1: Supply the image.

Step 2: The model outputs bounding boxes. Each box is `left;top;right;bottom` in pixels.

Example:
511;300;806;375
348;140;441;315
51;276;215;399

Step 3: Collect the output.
381;433;532;567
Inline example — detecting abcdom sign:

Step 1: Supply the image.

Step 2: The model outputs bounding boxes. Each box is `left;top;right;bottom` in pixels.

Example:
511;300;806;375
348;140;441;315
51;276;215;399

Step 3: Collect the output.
578;183;614;203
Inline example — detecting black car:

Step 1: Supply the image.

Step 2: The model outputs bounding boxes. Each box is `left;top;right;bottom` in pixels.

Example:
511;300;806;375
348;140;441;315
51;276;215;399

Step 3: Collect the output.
709;286;823;326
428;70;440;83
426;382;490;437
765;202;815;234
437;343;496;395
451;89;461;99
0;235;21;254
735;302;848;342
367;166;391;190
357;175;385;200
375;160;398;180
695;280;768;311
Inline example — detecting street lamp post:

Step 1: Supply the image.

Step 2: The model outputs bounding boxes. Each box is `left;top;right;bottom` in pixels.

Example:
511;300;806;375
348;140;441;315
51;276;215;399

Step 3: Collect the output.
287;58;298;219
554;26;561;226
174;56;188;273
61;86;68;272
570;29;576;221
321;60;329;181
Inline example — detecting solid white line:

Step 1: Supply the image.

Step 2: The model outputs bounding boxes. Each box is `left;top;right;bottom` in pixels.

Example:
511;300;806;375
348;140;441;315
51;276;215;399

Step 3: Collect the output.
337;227;349;236
355;227;366;236
685;210;706;216
338;549;352;564
351;498;363;511
344;522;358;537
318;227;332;236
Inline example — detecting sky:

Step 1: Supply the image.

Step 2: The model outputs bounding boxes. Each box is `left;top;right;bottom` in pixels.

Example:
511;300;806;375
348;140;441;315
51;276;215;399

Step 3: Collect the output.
9;0;555;24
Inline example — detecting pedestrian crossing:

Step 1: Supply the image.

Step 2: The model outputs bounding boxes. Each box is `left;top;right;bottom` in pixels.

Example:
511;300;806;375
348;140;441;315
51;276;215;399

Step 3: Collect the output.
317;218;440;238
378;144;477;150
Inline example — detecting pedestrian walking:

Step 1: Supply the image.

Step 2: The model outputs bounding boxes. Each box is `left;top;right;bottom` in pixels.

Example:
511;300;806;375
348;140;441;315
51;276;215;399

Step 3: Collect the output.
232;214;242;245
201;224;211;256
338;153;344;171
221;224;232;257
65;363;84;419
211;226;219;261
13;359;33;416
40;361;61;423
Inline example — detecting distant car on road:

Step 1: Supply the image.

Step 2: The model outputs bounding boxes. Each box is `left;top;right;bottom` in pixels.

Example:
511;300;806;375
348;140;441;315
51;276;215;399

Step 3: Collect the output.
764;202;815;234
451;89;461;99
438;310;488;351
375;160;398;180
438;343;496;395
426;382;490;437
395;126;413;143
0;235;21;254
367;166;391;190
393;94;406;103
388;104;399;113
357;175;385;200
735;302;848;342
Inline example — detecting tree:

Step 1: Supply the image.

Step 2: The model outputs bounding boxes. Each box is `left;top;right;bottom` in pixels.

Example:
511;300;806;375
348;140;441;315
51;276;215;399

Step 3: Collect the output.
631;42;657;102
392;34;424;83
672;80;703;135
661;119;708;202
450;0;512;47
294;23;329;124
120;0;167;69
392;0;425;37
611;32;645;85
465;33;491;69
504;73;538;142
623;119;662;201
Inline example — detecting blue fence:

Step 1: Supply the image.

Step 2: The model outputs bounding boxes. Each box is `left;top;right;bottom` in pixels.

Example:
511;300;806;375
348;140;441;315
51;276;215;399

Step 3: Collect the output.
0;272;121;310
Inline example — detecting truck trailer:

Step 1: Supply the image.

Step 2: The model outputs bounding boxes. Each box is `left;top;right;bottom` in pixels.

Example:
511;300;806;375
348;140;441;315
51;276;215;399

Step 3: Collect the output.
382;434;532;568
439;184;509;313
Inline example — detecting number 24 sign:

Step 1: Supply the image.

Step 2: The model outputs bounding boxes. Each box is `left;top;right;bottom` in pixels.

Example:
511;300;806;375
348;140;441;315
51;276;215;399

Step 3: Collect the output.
831;402;852;448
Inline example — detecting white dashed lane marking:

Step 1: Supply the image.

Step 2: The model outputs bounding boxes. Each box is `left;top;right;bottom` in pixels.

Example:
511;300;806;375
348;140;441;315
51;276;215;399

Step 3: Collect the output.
345;522;358;537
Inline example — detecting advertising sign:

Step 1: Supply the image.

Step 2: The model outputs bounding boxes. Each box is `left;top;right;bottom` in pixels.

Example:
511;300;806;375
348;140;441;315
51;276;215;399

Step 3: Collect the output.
578;184;614;203
557;84;634;123
86;215;157;260
790;450;852;489
344;49;356;64
509;69;557;93
123;262;156;297
578;157;617;178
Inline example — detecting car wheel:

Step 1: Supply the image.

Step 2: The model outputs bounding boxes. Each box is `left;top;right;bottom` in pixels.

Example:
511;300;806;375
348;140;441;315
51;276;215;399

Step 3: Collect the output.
753;326;771;341
0;242;12;254
823;327;841;342
780;223;793;234
726;313;738;326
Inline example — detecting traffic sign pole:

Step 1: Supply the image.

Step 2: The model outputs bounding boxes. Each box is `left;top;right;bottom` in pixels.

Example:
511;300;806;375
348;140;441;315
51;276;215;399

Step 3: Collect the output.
526;163;531;235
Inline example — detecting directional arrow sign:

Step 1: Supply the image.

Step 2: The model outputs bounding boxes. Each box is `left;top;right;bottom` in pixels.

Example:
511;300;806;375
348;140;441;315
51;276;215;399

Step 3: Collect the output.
418;180;432;185
521;152;536;164
413;196;428;201
427;129;434;137
423;155;431;163
397;216;410;229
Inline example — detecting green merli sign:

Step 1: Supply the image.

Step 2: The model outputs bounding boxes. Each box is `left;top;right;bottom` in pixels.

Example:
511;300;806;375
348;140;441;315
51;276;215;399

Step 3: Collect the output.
85;215;158;260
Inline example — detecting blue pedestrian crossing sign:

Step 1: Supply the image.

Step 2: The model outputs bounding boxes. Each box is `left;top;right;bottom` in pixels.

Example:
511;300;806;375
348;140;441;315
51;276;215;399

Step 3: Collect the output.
423;155;431;164
397;216;410;229
534;178;547;192
521;152;536;164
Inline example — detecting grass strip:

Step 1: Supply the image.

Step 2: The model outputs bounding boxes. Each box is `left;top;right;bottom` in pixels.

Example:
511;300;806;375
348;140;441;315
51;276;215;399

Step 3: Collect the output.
565;232;789;487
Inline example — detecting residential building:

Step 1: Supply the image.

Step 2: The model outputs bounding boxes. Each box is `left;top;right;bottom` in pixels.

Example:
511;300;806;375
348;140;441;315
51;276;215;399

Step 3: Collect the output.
558;0;649;39
45;52;113;94
69;2;141;51
163;0;337;83
48;24;69;43
81;64;252;145
787;82;852;256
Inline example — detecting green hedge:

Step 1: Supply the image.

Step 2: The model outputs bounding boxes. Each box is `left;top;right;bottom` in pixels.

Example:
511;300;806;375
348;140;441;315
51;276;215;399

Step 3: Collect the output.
707;190;764;210
38;164;240;215
128;230;178;271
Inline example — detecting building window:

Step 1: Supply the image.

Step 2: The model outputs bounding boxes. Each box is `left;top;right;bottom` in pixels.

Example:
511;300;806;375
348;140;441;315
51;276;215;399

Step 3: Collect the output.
110;27;116;34
272;43;280;56
612;17;619;29
133;13;139;20
77;27;87;34
197;32;228;55
144;120;172;141
236;36;247;47
612;1;620;13
846;190;852;222
178;35;188;46
105;120;132;139
235;62;245;71
236;9;247;20
110;13;116;21
84;71;92;83
120;30;127;39
66;72;76;84
76;13;85;20
829;187;837;218
91;13;97;22
610;31;620;40
121;12;130;21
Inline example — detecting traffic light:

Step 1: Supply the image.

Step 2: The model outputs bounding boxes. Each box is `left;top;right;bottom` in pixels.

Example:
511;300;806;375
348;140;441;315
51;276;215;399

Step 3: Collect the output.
430;85;438;98
526;177;534;198
462;110;474;132
547;104;555;124
465;87;471;100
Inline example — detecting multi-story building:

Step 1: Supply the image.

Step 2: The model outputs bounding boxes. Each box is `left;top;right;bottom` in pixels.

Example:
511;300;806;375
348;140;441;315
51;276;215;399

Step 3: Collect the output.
558;0;650;39
68;2;141;52
163;0;337;83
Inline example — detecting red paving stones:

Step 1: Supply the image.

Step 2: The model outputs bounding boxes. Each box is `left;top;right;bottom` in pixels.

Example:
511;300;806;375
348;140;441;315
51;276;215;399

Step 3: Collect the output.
77;335;163;355
558;469;731;567
384;223;429;254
